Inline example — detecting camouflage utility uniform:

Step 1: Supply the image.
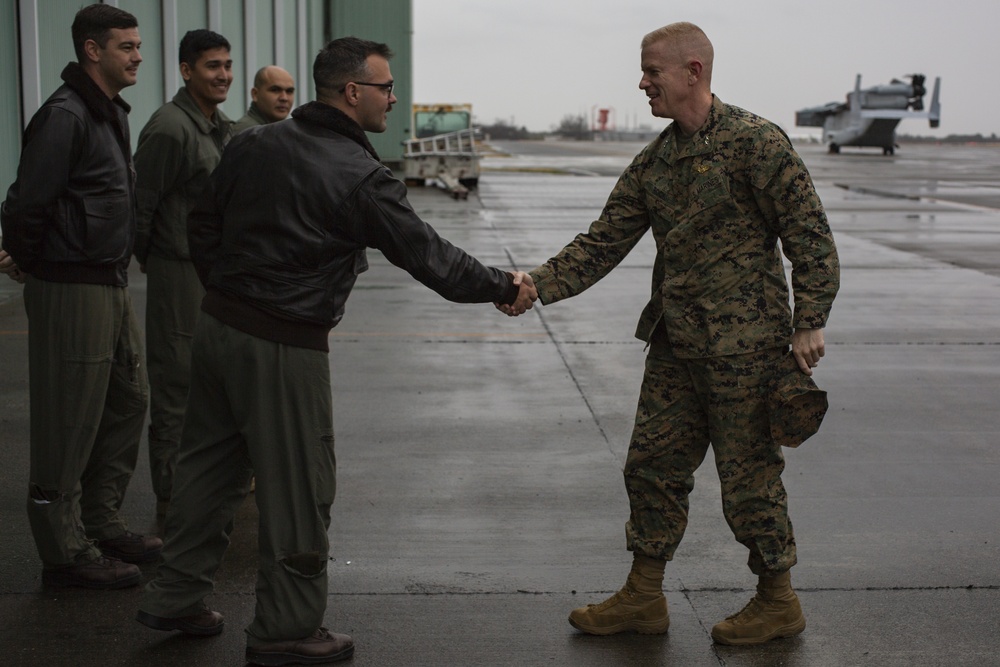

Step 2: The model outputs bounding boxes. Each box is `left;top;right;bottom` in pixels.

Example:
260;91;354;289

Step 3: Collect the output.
529;96;839;575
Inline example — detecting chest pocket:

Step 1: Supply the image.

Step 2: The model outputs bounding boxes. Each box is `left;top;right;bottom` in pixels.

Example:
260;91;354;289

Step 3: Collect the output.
688;173;731;216
682;171;743;250
642;179;676;238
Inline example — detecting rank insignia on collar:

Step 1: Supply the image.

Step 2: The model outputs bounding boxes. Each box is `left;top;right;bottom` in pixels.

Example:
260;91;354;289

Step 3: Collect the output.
695;164;711;174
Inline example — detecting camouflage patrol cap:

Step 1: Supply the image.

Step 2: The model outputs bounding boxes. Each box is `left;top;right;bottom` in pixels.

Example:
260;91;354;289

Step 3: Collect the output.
767;369;828;448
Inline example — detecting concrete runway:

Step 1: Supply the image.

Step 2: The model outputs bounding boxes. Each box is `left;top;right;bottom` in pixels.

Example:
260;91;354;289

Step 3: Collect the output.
1;140;999;666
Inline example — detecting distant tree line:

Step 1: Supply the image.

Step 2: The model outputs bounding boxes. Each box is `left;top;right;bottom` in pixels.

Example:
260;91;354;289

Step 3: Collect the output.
478;119;545;140
553;114;592;140
477;121;1000;144
478;115;597;140
898;133;1000;143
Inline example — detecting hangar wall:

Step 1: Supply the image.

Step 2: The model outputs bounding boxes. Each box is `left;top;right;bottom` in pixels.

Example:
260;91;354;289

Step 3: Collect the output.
0;0;412;192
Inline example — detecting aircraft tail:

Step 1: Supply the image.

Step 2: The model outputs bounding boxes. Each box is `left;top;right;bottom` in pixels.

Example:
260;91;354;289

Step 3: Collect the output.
928;77;941;128
851;74;862;114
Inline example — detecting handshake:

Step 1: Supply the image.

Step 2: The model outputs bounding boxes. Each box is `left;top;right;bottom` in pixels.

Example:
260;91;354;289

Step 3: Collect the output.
496;271;538;317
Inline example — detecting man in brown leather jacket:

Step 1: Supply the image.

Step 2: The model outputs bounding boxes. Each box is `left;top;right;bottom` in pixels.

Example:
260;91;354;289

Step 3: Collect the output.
137;37;536;666
0;4;159;589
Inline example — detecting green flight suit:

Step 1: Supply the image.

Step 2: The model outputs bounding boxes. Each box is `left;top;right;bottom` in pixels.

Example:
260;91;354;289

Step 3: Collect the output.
232;102;268;134
133;87;232;505
140;313;335;644
24;278;148;565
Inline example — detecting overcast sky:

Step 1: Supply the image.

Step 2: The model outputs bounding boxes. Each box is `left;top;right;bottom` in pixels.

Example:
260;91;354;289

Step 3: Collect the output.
412;0;998;137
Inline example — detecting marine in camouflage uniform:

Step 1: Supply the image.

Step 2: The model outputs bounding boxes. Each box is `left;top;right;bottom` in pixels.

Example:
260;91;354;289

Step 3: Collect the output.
526;22;839;645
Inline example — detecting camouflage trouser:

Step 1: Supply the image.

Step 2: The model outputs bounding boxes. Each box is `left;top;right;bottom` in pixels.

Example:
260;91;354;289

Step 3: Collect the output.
624;328;797;575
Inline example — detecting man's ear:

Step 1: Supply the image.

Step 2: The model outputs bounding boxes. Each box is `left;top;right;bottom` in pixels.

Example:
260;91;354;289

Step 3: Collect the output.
82;39;102;64
342;82;360;107
180;61;192;82
687;59;703;83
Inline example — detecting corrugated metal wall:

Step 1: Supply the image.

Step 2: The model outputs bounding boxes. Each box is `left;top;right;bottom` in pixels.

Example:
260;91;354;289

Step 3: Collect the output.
327;0;412;167
1;0;412;191
0;1;21;194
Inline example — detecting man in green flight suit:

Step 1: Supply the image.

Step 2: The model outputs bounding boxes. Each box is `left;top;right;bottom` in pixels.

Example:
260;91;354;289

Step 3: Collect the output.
505;22;840;646
232;65;295;134
132;29;234;517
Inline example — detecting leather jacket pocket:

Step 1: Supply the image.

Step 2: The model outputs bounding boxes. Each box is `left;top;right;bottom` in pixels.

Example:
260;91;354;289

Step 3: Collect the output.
80;194;130;261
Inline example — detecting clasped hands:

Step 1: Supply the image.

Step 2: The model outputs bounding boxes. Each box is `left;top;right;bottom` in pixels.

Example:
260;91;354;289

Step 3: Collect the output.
0;250;26;284
496;271;538;316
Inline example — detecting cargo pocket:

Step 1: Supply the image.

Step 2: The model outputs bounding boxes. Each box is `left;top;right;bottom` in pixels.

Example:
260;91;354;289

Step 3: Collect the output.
81;194;130;261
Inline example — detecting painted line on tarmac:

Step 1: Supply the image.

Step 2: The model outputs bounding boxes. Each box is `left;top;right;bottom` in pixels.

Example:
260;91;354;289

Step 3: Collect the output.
916;196;1000;213
835;183;1000;212
329;331;548;338
499;246;613;449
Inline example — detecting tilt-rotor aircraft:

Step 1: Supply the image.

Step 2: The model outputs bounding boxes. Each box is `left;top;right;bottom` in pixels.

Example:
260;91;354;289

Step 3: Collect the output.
796;74;941;155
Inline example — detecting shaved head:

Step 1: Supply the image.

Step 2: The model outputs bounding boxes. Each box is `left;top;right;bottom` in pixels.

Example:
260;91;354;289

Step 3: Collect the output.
254;65;290;89
641;22;714;85
251;65;295;122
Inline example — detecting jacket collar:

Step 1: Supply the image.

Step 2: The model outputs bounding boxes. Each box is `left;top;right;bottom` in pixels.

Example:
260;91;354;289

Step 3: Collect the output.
171;86;231;135
661;95;723;163
244;102;268;125
291;101;381;161
60;62;130;121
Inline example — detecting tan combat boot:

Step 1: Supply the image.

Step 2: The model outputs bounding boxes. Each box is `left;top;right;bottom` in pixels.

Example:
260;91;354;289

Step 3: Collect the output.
711;571;806;645
568;554;669;635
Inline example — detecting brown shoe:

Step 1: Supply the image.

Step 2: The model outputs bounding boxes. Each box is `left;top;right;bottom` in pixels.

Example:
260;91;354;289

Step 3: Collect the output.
97;531;163;563
42;556;141;589
568;555;670;635
711;571;806;645
246;628;354;665
137;608;225;636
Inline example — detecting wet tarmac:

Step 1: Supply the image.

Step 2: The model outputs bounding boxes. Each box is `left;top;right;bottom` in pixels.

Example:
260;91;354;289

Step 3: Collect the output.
1;140;999;666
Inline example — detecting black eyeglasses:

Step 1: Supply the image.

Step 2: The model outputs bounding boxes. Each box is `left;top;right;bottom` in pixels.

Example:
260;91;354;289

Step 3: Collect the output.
345;81;394;96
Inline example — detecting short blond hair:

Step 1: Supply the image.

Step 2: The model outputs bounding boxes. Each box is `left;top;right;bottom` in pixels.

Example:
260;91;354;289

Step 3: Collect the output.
642;22;714;83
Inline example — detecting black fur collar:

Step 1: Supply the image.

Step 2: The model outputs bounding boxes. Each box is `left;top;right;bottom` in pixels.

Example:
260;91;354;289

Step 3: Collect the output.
291;101;381;162
60;62;130;121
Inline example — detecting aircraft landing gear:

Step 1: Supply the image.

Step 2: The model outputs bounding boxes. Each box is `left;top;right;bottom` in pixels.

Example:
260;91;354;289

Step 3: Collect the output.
828;143;840;154
883;146;895;156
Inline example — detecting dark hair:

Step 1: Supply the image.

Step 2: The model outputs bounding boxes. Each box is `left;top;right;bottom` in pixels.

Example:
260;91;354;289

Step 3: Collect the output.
314;37;392;101
71;4;138;62
178;29;230;66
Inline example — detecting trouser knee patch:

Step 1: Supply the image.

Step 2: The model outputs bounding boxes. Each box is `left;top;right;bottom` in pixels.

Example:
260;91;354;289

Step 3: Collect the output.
279;551;326;577
29;483;69;504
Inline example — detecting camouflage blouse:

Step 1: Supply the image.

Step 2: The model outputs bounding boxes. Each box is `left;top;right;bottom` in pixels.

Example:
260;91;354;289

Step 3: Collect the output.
529;96;840;359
